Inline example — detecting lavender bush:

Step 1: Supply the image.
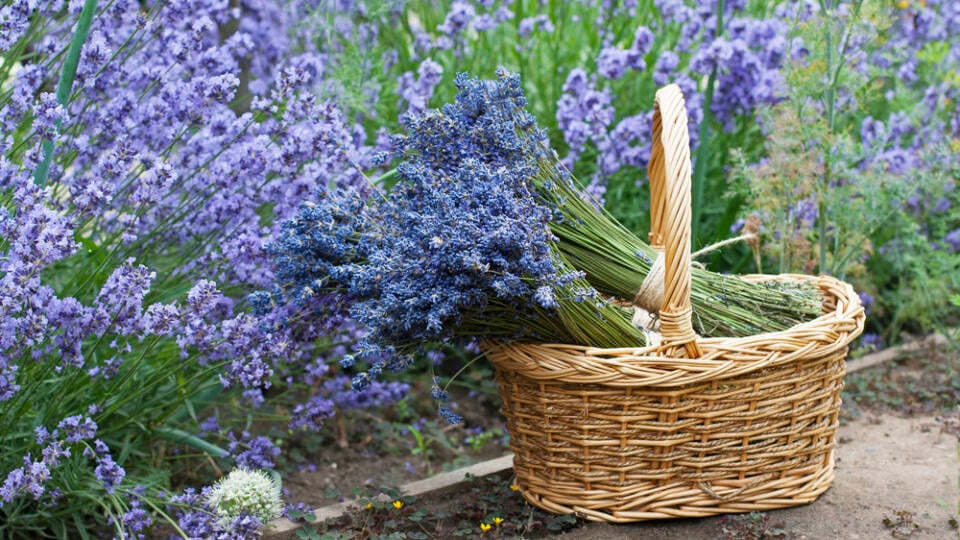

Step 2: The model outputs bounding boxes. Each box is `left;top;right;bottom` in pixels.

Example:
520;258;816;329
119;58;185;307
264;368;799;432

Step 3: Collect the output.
0;2;398;537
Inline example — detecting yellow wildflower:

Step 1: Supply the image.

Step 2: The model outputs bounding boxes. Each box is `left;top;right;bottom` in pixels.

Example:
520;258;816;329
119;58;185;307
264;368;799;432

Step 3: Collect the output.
493;517;504;526
479;522;492;533
392;500;404;510
896;0;909;8
509;484;521;491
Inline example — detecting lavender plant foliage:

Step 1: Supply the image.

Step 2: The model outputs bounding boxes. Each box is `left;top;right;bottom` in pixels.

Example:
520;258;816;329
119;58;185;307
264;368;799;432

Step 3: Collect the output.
734;1;960;342
0;1;390;536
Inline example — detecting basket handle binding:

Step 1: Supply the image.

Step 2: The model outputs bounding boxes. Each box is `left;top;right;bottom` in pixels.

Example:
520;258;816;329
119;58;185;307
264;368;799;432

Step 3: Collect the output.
646;85;702;358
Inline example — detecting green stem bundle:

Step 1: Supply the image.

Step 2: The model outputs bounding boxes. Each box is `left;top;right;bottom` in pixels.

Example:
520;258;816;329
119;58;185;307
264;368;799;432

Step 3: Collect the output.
510;111;824;338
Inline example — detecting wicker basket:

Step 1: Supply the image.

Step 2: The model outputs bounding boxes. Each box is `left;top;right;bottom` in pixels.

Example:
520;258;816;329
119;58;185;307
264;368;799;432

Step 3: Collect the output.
483;85;865;523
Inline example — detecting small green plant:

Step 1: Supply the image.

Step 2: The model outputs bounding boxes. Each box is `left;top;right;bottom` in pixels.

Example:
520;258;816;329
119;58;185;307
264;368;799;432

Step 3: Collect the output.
295;525;327;540
717;512;797;540
465;427;505;453
882;509;921;538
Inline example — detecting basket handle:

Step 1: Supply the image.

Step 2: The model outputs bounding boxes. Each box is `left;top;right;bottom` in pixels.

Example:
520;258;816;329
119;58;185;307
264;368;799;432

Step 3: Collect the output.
647;85;702;358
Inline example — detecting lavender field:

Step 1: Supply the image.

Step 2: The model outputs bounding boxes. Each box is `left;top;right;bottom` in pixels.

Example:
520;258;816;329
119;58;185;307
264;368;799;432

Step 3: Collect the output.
0;1;958;538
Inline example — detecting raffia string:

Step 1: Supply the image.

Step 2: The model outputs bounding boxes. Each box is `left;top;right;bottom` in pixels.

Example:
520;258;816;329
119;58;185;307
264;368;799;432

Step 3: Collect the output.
632;232;758;343
634;248;666;320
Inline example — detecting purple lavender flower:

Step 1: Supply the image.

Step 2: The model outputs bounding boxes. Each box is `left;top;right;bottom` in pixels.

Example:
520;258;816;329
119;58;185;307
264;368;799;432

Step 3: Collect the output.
430;376;450;402
439;1;475;36
33;92;66;139
95;454;125;494
597;47;631;80
117;494;152;539
397;59;444;118
0;460;48;503
653;51;680;86
598;112;653;181
875;148;917;175
348;149;560;351
224;514;265;539
518;14;554;38
289;395;336;431
23;457;51;498
169;487;262;539
0;0;40;50
57;415;97;444
858;333;883;352
438;407;462;425
860;116;886;151
142;303;181;335
945;229;960;252
789;197;819;229
220;354;273;391
435;0;475;53
556;71;615;166
24;461;48;499
561;68;590;97
197;415;219;435
473;14;498;32
94;260;156;335
324;375;409;411
631;26;655;60
227;432;280;469
262;185;370;309
655;0;693;25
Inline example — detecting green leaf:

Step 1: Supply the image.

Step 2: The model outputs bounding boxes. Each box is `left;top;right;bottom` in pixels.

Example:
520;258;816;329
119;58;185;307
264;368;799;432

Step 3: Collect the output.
296;525;324;540
152;426;228;459
34;0;99;186
71;512;95;540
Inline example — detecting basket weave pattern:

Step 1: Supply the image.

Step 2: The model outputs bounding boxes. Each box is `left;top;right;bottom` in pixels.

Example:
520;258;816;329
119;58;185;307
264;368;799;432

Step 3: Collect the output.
485;86;865;522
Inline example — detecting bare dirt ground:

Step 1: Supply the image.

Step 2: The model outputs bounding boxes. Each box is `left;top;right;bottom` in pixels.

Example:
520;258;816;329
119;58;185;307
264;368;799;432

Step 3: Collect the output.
283;435;508;508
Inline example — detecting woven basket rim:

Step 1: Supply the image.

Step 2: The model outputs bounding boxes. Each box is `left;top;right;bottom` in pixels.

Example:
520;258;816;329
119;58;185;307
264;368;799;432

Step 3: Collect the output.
483;273;865;388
